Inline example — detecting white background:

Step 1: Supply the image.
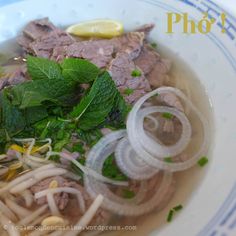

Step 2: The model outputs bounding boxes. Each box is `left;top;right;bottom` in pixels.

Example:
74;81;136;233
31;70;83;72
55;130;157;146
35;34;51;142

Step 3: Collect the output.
216;0;236;15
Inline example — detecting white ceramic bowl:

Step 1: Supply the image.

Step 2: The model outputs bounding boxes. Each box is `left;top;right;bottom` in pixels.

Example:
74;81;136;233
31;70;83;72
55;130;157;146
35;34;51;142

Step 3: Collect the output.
0;0;236;235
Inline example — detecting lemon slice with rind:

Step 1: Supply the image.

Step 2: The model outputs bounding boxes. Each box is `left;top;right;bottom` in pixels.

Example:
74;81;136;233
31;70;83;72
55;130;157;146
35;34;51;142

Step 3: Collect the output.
66;19;124;38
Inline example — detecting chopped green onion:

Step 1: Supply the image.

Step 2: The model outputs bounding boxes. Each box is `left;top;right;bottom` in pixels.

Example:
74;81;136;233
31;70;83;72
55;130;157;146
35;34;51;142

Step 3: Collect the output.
167;209;174;222
197;156;208;167
173;204;183;212
164;157;173;163
150;42;157;48
151;93;159;97
131;69;142;77
167;205;183;222
124;88;134;96
162;112;173;119
72;143;85;154
123;189;135;199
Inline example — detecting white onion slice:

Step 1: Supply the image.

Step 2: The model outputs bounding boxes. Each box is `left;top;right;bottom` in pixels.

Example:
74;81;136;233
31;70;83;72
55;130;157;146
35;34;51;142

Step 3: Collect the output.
137;106;192;158
84;131;173;216
127;86;209;172
115;137;158;180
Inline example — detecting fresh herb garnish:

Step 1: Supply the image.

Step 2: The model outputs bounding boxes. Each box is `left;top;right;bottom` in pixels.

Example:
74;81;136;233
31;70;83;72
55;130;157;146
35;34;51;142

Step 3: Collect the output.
167;205;183;222
164;157;173;163
61;58;100;83
197;156;208;167
70;71;128;130
173;205;183;211
0;56;129;151
124;88;134;96
72;142;85;154
27;55;63;80
150;42;157;48
76;129;103;147
167;209;174;222
123;189;135;199
162;112;173;119
131;69;142;77
102;154;128;181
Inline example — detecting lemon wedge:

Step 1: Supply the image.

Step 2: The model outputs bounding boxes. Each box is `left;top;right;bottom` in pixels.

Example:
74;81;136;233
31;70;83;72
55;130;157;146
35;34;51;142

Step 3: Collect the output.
66;19;124;38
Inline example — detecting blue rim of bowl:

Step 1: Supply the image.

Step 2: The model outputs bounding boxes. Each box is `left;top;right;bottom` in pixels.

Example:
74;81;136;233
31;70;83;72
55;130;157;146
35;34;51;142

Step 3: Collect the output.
0;0;235;235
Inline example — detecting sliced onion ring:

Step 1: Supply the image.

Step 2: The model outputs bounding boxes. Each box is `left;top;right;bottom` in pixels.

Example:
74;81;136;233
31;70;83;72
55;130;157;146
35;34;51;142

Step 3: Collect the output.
127;86;210;172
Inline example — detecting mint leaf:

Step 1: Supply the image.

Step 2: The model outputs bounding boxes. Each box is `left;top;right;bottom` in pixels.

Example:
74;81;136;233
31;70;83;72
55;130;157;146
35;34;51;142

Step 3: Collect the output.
61;58;100;83
70;72;118;130
25;106;48;125
104;93;130;129
11;78;77;108
27;55;63;80
0;90;26;137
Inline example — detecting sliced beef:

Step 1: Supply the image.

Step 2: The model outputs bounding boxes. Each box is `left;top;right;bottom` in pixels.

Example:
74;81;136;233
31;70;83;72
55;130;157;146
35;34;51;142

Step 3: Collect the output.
30;176;70;210
65;31;145;68
108;52;151;103
22;17;57;40
134;44;160;74
158;92;184;112
135;23;155;36
18;18;75;58
110;32;145;60
29;29;75;58
0;66;28;91
66;40;114;68
147;58;171;88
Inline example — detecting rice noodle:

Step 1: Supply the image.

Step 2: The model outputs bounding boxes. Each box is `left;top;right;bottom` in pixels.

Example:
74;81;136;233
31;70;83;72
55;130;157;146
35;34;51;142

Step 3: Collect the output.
0;200;18;222
64;194;104;236
5;198;32;218
10;168;67;194
47;192;60;216
0;213;20;236
0;166;9;176
63;172;81;181
10;178;37;194
48;231;63;236
0;164;55;194
34;187;85;213
30;212;50;227
34;168;67;180
18;204;48;226
20;190;34;207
